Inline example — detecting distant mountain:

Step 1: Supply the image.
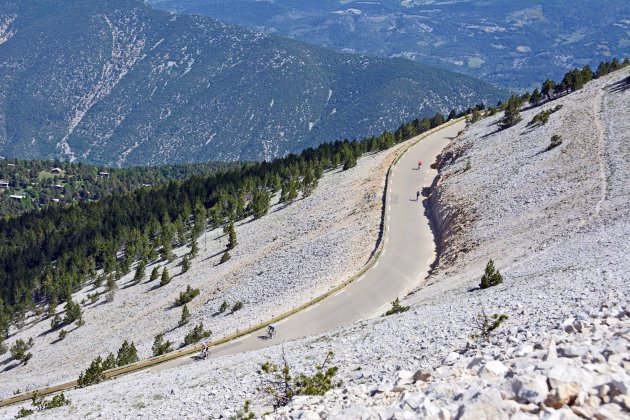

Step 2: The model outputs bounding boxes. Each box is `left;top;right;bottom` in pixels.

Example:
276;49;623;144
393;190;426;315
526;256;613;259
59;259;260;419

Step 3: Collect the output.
0;0;505;166
149;0;630;90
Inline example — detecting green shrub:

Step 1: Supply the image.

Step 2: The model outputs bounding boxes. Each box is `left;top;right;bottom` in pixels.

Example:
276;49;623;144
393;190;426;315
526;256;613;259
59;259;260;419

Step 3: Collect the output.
179;304;190;327
15;408;34;418
160;268;171;287
546;134;563;151
58;329;67;341
63;297;83;326
479;260;503;289
227;223;238;250
470;310;509;342
77;356;106;387
220;251;231;264
10;338;33;365
152;333;173;357
231;301;244;314
183;322;211;346
149;266;160;282
133;260;146;284
219;301;229;313
116;340;139;367
181;255;190;274
383;298;410;316
258;351;341;408
175;285;199;307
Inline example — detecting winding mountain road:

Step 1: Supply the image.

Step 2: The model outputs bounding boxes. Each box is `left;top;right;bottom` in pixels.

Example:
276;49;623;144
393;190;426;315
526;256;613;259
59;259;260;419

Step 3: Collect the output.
157;120;465;371
0;120;464;408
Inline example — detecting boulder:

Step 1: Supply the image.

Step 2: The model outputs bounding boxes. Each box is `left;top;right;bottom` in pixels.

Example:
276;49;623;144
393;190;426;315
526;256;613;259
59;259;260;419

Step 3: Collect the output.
478;361;509;380
413;369;432;383
512;374;549;404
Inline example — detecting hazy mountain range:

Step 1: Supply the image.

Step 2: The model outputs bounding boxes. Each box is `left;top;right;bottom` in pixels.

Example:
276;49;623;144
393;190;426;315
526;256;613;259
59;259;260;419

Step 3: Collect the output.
149;0;630;90
0;0;505;166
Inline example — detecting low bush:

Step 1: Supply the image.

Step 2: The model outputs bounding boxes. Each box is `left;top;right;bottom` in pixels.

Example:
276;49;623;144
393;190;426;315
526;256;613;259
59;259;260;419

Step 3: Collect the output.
231;301;244;314
152;333;173;357
383;298;410;316
546;134;563;151
175;285;200;306
470;310;509;342
479;260;503;289
183;322;212;346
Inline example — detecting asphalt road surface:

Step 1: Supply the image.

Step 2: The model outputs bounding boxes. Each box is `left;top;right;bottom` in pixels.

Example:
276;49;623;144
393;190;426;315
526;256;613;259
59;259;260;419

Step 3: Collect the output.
157;120;465;370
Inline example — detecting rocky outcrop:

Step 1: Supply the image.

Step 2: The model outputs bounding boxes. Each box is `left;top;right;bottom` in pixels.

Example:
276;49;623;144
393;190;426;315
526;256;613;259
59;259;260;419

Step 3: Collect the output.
275;302;630;419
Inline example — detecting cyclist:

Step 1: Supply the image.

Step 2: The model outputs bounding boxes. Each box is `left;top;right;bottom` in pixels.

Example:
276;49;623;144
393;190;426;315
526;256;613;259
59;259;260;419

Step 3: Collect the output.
267;324;276;339
417;160;422;169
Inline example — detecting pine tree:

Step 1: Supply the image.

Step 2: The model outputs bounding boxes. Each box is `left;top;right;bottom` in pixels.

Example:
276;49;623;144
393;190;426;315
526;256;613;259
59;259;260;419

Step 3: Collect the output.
343;153;357;171
179;304;190;327
479;259;503;289
63;296;83;326
499;95;523;129
530;88;542;105
220;251;231;264
227;223;237;250
152;333;173;356
149;266;160;282
160;268;171;287
181;255;190;274
133;260;146;284
190;240;199;258
115;340;139;367
250;190;270;219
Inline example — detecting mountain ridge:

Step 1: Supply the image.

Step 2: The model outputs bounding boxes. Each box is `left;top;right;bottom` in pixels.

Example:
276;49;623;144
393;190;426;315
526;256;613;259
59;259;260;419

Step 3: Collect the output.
0;0;506;166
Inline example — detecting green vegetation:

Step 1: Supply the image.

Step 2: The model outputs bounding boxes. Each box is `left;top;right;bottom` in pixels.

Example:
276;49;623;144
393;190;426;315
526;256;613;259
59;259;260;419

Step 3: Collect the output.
383;297;410;316
133;261;146;284
471;310;509;342
152;333;173;357
220;251;232;264
149;267;160;282
499;95;523;129
528;105;563;127
258;351;341;409
179;305;191;327
180;255;190;274
35;391;70;410
77;341;139;387
160;269;171;287
0;159;242;218
547;135;563;151
10;338;34;365
58;329;67;341
231;301;244;314
230;400;256;420
219;301;229;313
227;223;238;250
175;285;200;307
183;323;212;346
479;260;503;289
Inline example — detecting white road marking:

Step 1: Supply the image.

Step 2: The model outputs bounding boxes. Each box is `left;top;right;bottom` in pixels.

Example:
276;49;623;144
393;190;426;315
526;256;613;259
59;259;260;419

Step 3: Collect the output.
276;319;287;325
333;289;345;297
233;334;251;342
385;237;389;245
304;303;320;312
356;276;365;283
374;261;380;268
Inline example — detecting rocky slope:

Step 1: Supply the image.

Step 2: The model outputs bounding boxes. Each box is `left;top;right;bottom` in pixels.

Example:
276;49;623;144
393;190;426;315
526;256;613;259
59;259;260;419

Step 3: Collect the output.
2;68;628;419
0;0;505;166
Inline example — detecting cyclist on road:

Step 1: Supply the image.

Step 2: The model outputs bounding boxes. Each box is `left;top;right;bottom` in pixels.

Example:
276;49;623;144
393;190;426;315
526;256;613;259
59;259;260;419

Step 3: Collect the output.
416;190;420;201
417;160;422;169
267;324;276;339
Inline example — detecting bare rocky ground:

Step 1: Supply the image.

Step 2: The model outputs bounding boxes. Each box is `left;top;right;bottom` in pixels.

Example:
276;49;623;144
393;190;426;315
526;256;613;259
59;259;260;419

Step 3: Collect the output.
3;69;629;419
0;142;400;398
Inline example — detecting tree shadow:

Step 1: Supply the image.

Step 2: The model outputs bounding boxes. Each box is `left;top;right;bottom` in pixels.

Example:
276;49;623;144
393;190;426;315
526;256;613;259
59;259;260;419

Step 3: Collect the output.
609;76;630;93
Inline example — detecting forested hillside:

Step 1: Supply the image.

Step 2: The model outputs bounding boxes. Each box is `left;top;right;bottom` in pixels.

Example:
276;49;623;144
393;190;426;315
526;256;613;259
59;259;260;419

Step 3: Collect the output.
0;110;453;347
0;159;243;217
0;0;505;166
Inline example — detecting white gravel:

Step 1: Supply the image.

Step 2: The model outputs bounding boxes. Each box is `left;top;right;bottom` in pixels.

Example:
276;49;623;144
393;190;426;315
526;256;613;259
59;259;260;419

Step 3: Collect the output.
2;69;629;419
